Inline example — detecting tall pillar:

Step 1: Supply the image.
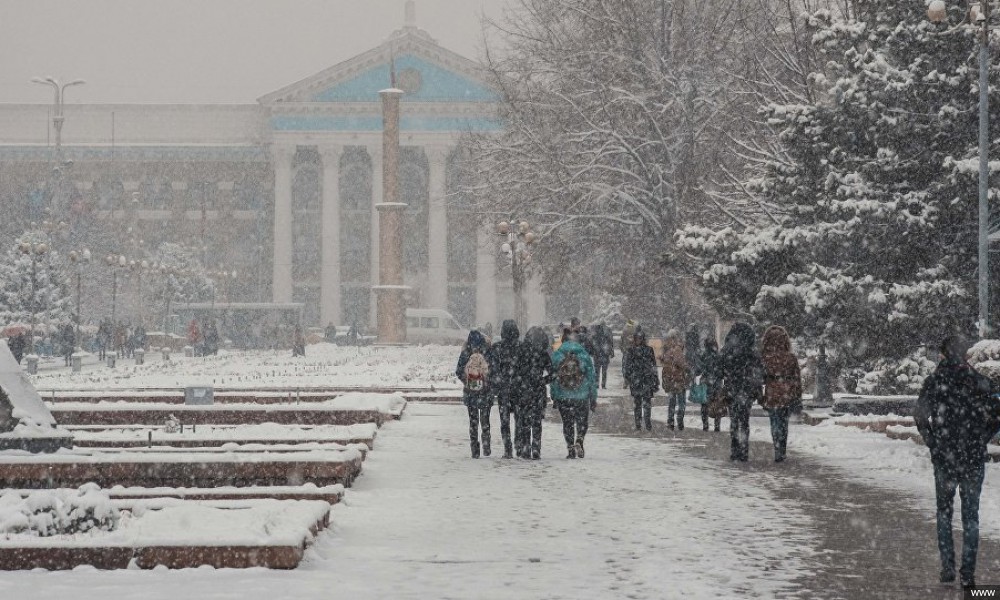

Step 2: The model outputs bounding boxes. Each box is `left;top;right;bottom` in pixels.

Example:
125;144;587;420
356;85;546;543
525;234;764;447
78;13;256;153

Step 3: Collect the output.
526;274;547;327
369;147;383;326
476;226;498;327
271;144;295;303
374;87;408;344
320;145;343;326
426;146;450;310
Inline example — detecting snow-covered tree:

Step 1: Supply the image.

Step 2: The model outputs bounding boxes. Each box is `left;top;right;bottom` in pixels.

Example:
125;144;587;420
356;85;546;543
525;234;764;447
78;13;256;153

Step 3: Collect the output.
0;231;74;327
679;0;998;365
145;242;214;330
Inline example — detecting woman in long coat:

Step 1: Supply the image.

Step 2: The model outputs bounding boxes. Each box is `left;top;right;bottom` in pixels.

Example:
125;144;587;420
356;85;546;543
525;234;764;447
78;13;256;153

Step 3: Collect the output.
624;329;658;431
760;326;802;462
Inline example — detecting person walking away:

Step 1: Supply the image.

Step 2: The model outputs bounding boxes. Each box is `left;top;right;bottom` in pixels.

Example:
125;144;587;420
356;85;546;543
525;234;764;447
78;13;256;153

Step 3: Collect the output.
488;320;522;459
292;324;306;357
456;330;492;458
593;324;614;389
720;323;763;462
550;329;597;459
187;319;201;356
521;326;554;459
914;335;1000;589
760;326;801;462
325;322;337;343
661;330;691;430
698;339;725;432
577;325;599;412
624;329;657;431
620;320;637;389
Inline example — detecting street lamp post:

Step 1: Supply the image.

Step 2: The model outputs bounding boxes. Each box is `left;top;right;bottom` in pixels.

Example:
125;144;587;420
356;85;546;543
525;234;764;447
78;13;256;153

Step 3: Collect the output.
29;77;85;160
130;259;149;328
928;0;991;337
496;220;537;330
68;248;91;352
105;254;127;325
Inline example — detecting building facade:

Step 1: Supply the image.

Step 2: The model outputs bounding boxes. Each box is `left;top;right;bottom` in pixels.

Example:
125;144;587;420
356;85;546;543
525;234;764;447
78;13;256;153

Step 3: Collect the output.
0;13;547;331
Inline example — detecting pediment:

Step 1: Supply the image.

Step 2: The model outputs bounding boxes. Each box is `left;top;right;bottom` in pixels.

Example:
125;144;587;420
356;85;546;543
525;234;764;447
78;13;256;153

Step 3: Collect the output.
259;29;497;105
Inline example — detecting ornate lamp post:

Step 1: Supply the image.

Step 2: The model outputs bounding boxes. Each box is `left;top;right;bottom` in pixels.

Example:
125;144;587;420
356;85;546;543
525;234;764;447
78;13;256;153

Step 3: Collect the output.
130;258;149;328
496;220;537;330
67;248;91;352
105;254;127;325
927;0;992;337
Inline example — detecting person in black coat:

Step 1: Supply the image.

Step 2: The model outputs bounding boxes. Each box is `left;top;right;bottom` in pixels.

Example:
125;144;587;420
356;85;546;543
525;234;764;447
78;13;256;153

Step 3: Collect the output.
915;335;1000;588
487;320;521;459
592;324;615;389
697;338;723;432
519;326;554;459
623;329;658;431
456;330;492;458
720;323;763;462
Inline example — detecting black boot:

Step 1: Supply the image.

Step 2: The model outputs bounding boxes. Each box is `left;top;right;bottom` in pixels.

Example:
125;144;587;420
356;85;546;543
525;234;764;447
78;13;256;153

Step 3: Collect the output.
482;440;491;457
503;442;513;459
575;439;585;459
471;441;480;459
566;444;576;459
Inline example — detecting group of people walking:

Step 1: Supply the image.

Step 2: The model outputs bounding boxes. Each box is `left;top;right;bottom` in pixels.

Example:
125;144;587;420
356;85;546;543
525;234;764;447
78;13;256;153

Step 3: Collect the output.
95;319;147;361
456;320;598;460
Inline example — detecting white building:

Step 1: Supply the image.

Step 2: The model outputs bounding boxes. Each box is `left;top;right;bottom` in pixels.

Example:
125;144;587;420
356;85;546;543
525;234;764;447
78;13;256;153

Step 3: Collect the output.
0;7;546;331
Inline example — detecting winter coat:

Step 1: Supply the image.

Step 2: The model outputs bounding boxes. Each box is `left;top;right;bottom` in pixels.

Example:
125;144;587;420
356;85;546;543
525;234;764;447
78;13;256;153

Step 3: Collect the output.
592;325;615;365
760;326;802;410
521;326;554;405
720;323;764;405
685;330;701;375
697;345;723;397
620;321;637;354
915;358;1000;476
487;320;521;401
624;335;658;397
550;340;597;403
660;336;691;394
456;330;492;409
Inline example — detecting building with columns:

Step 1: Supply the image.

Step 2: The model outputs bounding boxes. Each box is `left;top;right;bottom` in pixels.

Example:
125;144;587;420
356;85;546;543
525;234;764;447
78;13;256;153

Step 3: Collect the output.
0;8;548;331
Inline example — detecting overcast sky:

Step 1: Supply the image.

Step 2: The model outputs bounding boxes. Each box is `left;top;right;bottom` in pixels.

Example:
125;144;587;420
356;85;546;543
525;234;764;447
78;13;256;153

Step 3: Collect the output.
0;0;510;104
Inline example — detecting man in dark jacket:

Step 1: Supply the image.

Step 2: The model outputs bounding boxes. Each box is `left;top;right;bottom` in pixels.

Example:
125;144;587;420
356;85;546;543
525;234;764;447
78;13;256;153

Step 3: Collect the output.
519;326;554;459
488;320;522;459
915;335;1000;588
624;329;658;431
456;330;492;458
720;323;763;462
592;324;615;389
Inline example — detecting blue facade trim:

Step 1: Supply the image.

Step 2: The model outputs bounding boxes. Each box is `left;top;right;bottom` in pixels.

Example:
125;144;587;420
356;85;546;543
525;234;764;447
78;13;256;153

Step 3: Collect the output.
270;115;502;132
312;54;498;103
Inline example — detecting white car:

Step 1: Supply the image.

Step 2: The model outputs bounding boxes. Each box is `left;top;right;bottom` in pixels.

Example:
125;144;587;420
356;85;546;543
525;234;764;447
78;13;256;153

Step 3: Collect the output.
405;309;468;345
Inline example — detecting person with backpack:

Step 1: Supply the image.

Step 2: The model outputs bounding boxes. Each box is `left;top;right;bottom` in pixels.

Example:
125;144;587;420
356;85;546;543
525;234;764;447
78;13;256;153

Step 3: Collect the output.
660;329;692;430
720;323;763;462
520;326;554;459
550;329;597;459
624;328;657;431
487;319;522;459
760;326;802;462
915;335;1000;589
592;324;615;389
456;330;492;458
698;338;725;432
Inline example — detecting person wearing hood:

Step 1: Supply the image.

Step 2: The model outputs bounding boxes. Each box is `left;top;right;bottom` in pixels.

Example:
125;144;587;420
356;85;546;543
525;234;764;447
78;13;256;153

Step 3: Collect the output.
720;323;763;462
520;326;555;459
661;329;692;430
551;328;598;458
623;328;658;431
915;335;1000;588
456;330;493;458
760;326;802;462
592;324;615;389
487;319;522;459
697;338;724;432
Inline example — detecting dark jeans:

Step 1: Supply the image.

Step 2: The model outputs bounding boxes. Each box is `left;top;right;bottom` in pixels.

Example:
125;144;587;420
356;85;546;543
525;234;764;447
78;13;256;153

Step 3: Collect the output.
767;407;790;461
557;401;589;447
934;462;985;581
730;397;751;461
632;393;652;430
596;361;609;388
700;404;721;431
516;395;544;457
497;396;516;454
467;404;492;457
667;392;686;427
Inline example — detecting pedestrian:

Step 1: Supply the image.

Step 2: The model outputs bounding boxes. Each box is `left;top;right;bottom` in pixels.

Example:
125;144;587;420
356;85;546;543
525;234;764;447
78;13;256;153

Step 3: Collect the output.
760;326;801;463
292;324;306;357
592;324;615;390
520;326;554;459
487;319;521;459
456;330;492;458
914;335;1000;589
577;325;599;412
624;328;657;431
7;332;25;364
61;323;74;366
660;329;691;430
720;323;763;462
620;319;637;389
698;338;724;432
115;322;127;359
187;319;201;356
550;328;597;459
325;322;337;343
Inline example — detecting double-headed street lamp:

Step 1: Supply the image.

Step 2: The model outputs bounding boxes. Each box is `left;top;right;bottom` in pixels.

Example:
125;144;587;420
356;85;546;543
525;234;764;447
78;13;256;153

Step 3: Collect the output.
67;248;91;352
928;0;992;337
208;270;238;310
30;77;85;160
496;220;537;330
105;253;128;325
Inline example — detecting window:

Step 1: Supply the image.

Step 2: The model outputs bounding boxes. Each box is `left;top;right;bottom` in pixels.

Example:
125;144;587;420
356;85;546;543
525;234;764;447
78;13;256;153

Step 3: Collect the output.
421;317;439;329
292;165;321;212
406;317;420;328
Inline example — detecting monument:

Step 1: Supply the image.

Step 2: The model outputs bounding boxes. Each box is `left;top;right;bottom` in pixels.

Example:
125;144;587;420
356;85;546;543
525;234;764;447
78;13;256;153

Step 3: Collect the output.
372;85;409;345
0;343;73;452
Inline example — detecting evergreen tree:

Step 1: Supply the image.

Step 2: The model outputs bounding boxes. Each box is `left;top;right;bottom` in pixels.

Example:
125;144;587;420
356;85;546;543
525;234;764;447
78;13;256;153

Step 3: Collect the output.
0;231;74;328
679;1;999;366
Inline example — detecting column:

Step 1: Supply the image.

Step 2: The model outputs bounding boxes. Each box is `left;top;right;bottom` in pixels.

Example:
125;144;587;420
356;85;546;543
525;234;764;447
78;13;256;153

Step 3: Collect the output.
271;144;295;303
526;273;547;327
426;146;450;310
369;147;383;325
320;145;344;326
475;226;497;327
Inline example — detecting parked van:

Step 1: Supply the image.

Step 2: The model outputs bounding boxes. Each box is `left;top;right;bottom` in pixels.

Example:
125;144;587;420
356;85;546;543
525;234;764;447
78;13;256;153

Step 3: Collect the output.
405;309;467;345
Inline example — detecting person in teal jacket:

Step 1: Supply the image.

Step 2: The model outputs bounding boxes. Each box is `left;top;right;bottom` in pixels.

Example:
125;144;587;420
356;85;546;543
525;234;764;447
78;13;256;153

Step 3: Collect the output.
551;328;598;459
